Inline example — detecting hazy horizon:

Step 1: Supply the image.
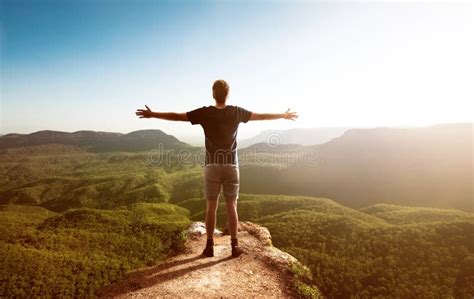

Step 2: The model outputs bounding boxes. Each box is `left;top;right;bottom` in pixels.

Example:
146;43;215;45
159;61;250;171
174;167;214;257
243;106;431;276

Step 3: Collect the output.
1;1;473;140
1;121;471;147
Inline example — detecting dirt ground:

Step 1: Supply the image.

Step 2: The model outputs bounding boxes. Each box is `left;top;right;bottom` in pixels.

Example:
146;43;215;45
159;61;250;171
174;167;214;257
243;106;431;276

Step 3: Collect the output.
97;221;298;298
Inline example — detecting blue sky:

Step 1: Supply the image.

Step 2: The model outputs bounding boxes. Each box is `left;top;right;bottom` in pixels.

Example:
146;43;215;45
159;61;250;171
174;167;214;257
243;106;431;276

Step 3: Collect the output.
1;0;473;143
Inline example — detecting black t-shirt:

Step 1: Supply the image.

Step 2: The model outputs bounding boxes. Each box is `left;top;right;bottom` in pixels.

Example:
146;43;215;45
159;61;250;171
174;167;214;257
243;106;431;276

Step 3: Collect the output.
187;105;252;165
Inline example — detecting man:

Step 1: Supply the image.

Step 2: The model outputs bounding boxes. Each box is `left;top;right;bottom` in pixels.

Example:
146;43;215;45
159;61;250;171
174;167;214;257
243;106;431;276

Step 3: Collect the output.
136;79;298;258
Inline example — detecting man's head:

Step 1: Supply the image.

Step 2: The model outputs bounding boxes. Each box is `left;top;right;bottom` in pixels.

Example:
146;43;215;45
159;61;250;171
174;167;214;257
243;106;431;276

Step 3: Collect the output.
212;80;229;104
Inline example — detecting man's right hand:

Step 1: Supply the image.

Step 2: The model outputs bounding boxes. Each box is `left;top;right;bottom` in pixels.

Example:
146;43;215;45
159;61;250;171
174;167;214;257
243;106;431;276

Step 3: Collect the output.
283;108;298;121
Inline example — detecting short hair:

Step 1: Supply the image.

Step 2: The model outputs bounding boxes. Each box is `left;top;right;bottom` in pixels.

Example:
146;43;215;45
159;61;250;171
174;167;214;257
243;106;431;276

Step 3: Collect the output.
212;80;229;104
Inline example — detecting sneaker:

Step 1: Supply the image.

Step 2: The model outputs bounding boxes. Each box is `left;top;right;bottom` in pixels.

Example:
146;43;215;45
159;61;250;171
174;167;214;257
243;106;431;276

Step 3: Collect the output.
202;239;214;257
230;238;243;257
231;245;243;257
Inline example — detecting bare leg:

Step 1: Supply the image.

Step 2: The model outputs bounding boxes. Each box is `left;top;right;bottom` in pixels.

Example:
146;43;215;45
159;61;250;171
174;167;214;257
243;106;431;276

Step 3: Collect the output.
202;196;219;257
225;199;239;239
205;196;219;239
226;198;243;257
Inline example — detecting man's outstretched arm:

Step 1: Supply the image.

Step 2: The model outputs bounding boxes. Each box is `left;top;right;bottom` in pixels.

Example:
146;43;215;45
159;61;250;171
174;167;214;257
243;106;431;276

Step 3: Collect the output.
135;105;188;121
249;108;298;121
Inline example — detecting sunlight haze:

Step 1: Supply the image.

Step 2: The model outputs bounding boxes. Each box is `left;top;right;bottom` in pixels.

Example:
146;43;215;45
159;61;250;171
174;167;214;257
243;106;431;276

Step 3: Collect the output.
1;1;472;142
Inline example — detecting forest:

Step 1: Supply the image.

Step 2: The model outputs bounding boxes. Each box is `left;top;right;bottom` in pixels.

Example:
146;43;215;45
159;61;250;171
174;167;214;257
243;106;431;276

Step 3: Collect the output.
0;126;472;297
0;203;190;297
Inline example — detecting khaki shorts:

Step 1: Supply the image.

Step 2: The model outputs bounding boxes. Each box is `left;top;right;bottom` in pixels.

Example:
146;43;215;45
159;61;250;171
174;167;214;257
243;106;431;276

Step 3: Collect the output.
204;164;240;201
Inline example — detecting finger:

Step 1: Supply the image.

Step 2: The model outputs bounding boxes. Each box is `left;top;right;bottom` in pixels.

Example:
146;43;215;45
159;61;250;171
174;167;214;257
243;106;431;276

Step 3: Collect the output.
145;105;151;111
139;116;145;119
137;109;145;112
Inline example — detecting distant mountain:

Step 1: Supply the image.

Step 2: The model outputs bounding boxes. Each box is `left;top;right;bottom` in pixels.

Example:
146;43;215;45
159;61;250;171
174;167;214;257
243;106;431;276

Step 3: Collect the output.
239;127;349;148
240;123;473;211
240;142;308;153
0;130;190;152
311;123;473;210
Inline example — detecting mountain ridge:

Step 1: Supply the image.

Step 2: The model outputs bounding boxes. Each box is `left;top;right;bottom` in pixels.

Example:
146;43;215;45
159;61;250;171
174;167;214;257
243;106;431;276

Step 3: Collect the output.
239;123;473;211
239;127;349;148
0;129;190;152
